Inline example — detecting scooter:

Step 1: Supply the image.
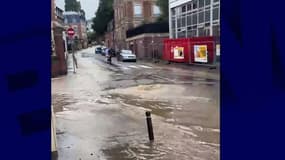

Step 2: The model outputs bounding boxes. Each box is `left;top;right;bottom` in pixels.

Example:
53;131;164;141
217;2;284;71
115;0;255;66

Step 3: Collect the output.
106;55;112;64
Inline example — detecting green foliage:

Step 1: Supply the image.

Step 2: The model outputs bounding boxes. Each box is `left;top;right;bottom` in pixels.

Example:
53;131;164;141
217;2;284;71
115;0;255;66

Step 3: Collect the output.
87;32;97;42
65;0;81;12
92;0;114;36
156;0;169;22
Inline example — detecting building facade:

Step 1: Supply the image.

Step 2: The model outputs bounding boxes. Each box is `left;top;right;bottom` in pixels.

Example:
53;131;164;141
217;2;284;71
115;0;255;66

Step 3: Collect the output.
113;0;161;51
126;22;169;60
52;0;67;77
64;11;88;49
169;0;220;45
105;19;115;48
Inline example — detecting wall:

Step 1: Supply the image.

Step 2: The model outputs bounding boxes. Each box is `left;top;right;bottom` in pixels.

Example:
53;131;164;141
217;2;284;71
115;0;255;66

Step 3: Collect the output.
127;33;169;60
105;31;114;48
52;27;67;77
114;0;160;51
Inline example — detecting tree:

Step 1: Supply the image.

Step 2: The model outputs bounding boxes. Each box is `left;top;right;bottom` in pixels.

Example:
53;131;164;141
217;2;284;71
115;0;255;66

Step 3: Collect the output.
87;31;97;42
65;0;81;12
92;0;114;36
156;0;169;22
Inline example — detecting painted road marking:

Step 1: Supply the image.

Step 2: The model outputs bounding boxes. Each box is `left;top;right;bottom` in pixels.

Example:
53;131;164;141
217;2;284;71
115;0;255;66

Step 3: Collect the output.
121;67;130;70
139;65;152;69
128;65;139;69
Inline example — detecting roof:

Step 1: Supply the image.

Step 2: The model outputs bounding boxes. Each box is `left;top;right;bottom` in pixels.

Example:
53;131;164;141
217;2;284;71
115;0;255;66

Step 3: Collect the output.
63;11;80;15
55;6;64;12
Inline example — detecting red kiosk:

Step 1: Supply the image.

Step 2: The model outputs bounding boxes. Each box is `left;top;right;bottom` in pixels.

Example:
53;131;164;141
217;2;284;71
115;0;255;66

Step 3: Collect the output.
163;36;216;66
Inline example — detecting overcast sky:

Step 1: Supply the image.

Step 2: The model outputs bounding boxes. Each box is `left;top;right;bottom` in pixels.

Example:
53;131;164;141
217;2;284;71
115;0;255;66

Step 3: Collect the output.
55;0;99;20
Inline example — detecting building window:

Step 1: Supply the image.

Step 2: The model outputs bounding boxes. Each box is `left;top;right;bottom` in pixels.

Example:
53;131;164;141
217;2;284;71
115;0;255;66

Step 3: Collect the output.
172;29;176;38
213;25;220;36
205;0;211;6
178;31;186;38
182;16;186;27
213;7;219;20
187;15;192;25
171;8;176;16
177;17;182;28
205;9;210;22
72;18;77;23
134;3;142;17
193;0;198;9
193;13;198;25
198;11;204;23
153;5;161;15
199;0;204;8
187;4;192;11
198;28;205;36
182;5;186;13
172;20;176;29
205;22;210;27
205;28;210;36
192;30;197;37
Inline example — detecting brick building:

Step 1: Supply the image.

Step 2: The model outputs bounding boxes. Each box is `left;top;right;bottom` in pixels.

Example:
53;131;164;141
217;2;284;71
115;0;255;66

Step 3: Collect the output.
126;22;169;60
52;0;67;77
113;0;161;51
105;19;115;48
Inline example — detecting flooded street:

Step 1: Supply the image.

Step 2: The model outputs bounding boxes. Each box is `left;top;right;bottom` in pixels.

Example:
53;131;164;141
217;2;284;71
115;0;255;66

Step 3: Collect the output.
52;47;220;160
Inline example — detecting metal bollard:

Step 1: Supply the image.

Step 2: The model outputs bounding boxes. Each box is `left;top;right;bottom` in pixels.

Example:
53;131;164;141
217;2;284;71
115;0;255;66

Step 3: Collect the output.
145;111;154;141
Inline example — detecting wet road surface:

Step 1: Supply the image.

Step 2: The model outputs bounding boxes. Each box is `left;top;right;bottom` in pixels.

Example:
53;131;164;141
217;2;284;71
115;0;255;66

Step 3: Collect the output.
52;47;220;160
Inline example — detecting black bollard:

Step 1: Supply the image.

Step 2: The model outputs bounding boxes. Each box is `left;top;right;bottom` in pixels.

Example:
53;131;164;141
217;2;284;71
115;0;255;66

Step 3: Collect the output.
145;111;154;141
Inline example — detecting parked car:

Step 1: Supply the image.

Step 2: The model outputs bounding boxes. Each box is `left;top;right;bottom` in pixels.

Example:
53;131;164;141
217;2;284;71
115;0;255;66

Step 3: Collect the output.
118;50;137;62
95;46;102;54
101;47;107;56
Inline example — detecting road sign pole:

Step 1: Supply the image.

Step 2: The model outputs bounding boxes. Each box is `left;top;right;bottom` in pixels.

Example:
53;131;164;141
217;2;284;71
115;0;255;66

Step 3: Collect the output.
67;27;76;73
72;40;76;73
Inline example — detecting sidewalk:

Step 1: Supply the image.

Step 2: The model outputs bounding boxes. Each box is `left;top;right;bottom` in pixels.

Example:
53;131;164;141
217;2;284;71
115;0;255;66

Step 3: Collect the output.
139;58;219;71
136;59;220;80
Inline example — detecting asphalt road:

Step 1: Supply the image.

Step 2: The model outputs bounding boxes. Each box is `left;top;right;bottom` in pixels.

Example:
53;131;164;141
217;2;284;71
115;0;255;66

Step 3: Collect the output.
52;47;220;160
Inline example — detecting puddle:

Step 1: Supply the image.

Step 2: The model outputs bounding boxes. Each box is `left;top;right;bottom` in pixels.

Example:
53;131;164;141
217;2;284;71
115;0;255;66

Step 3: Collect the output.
95;99;110;105
107;93;174;118
136;84;162;91
102;142;167;160
81;52;94;58
52;93;78;113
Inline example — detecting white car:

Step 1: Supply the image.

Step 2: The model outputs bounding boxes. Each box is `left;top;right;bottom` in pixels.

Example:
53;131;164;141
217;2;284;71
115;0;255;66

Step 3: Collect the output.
118;50;137;62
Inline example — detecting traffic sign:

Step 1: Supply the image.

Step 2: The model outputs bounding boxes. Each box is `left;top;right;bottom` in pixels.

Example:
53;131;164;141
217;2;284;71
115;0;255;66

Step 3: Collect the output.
67;27;75;37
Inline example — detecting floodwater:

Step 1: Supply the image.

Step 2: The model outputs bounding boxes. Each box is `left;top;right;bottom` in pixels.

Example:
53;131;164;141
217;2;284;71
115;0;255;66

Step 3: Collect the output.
52;47;220;160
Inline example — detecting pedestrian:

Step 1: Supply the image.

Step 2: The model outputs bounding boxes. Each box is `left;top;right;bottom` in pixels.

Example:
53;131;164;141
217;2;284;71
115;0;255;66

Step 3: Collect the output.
73;53;78;68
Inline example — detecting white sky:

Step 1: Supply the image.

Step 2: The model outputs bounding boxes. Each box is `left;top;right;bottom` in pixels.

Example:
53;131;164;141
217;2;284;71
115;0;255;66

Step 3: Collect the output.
55;0;99;20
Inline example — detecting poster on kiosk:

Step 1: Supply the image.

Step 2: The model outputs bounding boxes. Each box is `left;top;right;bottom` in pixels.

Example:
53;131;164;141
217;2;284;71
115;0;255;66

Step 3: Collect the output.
173;46;184;59
194;45;208;63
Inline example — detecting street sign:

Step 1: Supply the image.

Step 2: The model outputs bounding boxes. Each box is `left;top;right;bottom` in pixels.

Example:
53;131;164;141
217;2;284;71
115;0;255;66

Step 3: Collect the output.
67;27;75;37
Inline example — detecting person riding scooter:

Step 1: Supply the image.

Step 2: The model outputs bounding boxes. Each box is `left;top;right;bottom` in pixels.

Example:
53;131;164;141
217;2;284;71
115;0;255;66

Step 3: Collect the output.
105;48;112;64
